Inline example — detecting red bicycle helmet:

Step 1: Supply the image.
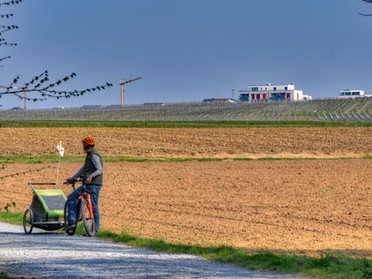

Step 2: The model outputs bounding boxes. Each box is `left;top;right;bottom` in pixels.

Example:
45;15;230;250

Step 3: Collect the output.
82;136;96;147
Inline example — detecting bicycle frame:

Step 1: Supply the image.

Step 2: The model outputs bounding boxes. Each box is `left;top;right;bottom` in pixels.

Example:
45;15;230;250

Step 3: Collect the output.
79;188;94;223
64;179;96;237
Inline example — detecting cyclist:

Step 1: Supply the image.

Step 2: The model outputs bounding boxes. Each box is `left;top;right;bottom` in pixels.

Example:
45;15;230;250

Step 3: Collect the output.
66;136;103;233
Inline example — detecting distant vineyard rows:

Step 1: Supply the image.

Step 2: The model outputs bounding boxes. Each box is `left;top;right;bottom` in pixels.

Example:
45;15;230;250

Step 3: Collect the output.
0;98;371;122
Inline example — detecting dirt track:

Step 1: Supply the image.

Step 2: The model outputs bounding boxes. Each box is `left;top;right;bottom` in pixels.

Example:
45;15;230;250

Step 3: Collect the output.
0;127;371;257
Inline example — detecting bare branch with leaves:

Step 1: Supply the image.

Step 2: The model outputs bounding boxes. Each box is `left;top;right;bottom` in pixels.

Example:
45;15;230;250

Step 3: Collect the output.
0;0;113;106
359;0;372;16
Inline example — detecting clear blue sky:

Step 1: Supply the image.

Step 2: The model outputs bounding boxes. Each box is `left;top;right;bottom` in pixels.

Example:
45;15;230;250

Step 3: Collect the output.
1;0;372;109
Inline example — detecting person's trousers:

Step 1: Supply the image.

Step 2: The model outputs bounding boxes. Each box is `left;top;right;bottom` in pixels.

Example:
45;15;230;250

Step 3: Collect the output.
67;184;102;232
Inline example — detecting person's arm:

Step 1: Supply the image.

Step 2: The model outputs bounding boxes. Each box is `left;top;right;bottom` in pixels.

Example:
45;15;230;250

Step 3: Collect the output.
71;166;84;180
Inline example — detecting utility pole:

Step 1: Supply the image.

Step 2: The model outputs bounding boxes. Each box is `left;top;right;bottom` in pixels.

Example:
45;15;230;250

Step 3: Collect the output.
120;76;141;107
23;87;27;111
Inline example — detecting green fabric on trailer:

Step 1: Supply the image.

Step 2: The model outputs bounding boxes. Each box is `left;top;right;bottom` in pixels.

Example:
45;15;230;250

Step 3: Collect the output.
33;189;66;218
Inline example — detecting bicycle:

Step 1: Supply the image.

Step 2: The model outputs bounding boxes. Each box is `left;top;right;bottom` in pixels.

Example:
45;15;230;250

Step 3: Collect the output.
63;178;96;237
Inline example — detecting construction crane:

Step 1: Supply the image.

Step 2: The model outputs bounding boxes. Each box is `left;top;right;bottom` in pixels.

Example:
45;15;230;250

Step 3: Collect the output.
119;76;141;107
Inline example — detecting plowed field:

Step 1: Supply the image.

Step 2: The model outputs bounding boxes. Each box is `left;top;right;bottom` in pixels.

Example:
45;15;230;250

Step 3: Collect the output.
0;127;371;257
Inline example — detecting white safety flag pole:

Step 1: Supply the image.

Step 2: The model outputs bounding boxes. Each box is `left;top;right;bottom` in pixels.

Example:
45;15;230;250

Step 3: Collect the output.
57;141;65;157
56;141;64;185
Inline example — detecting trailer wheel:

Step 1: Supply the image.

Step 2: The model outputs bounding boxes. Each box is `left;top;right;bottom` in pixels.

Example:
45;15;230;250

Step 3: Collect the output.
23;208;34;234
64;201;77;236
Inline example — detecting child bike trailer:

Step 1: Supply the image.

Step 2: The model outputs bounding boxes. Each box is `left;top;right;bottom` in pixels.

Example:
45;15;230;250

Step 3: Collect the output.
23;182;67;234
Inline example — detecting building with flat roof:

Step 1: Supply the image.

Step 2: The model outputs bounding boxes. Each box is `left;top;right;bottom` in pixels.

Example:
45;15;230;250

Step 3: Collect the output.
338;89;366;99
202;98;238;103
239;83;304;102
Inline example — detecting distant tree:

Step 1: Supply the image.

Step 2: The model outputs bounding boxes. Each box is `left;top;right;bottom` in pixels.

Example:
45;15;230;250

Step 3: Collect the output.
359;0;372;16
0;0;112;107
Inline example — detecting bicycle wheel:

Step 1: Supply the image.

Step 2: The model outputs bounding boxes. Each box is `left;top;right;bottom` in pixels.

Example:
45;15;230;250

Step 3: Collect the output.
81;199;95;237
23;208;33;234
64;201;77;236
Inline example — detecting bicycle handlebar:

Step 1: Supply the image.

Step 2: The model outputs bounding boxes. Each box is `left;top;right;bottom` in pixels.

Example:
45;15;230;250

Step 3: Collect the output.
64;177;83;184
63;178;84;190
64;176;95;195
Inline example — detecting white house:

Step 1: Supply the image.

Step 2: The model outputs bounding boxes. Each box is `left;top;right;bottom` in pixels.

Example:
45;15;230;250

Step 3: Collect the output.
239;83;304;102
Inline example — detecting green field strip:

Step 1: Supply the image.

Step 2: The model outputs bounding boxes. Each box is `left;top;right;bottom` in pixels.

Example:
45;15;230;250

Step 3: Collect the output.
0;154;370;164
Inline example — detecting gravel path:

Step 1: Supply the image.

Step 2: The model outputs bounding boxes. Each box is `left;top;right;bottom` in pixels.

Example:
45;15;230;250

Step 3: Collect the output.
0;222;308;279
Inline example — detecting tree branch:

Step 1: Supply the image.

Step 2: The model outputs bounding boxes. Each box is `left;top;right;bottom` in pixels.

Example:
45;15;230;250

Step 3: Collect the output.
360;0;372;16
0;0;114;107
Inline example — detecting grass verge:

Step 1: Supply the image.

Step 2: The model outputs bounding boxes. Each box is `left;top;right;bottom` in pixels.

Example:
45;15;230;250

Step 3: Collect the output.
0;154;371;164
0;211;23;224
96;230;372;279
0;211;371;279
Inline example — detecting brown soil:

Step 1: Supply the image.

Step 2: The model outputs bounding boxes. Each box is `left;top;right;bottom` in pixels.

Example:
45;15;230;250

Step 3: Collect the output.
0;127;371;257
0;127;370;158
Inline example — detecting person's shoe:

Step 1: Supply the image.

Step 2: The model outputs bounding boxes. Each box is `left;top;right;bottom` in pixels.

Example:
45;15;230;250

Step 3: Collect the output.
65;223;76;230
